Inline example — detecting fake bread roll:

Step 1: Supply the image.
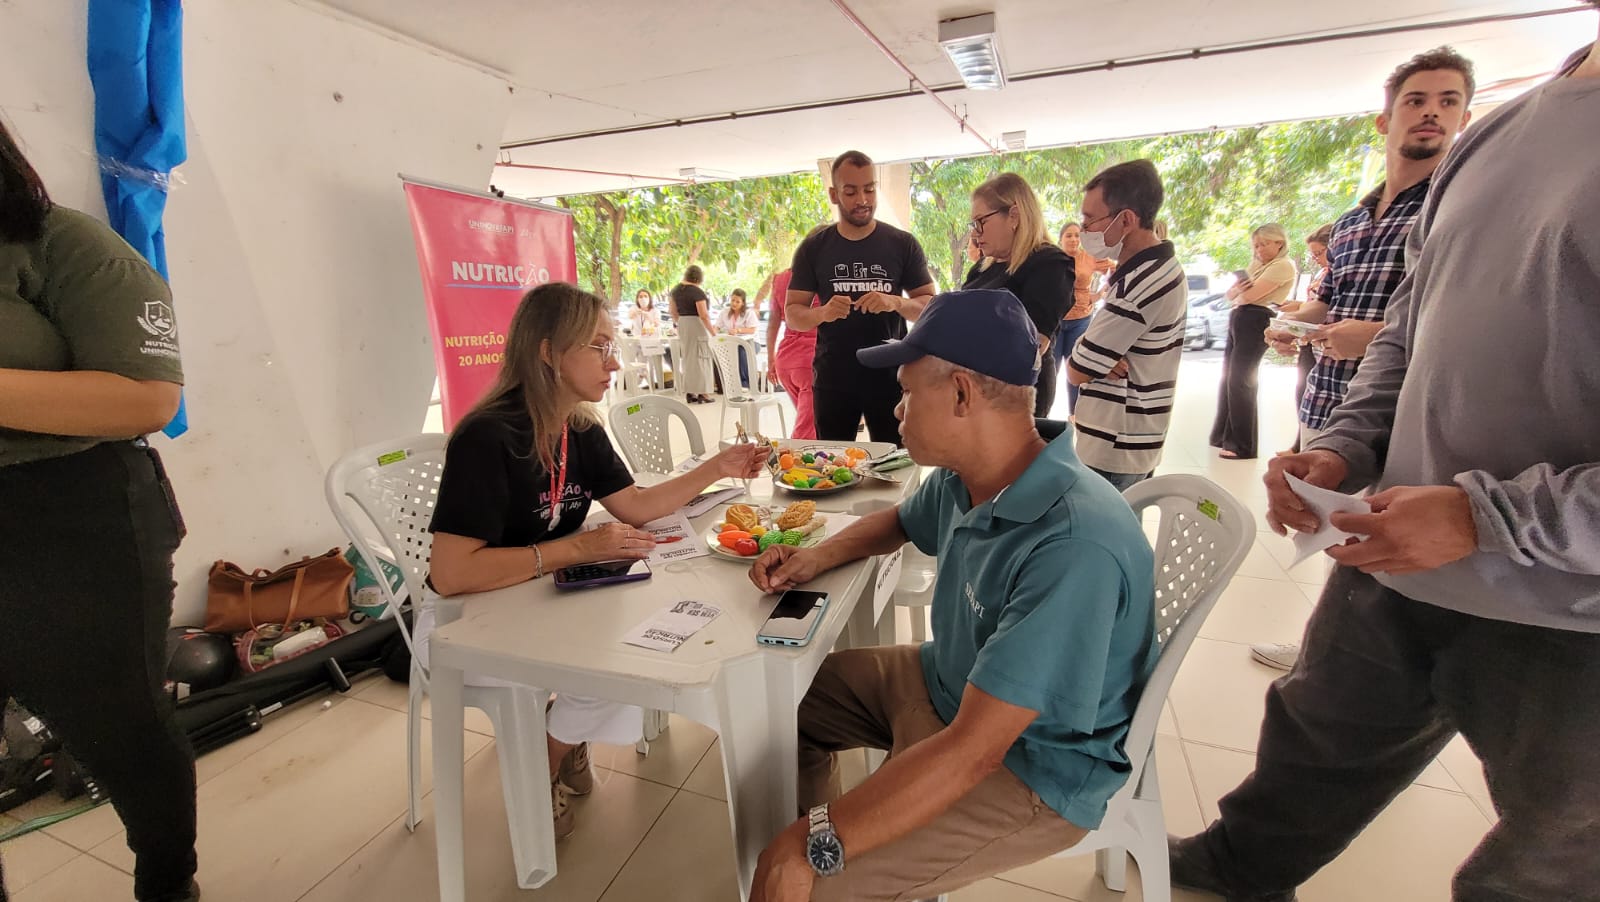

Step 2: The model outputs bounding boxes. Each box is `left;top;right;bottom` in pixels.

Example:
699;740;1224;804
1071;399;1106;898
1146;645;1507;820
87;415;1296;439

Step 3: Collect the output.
725;503;760;532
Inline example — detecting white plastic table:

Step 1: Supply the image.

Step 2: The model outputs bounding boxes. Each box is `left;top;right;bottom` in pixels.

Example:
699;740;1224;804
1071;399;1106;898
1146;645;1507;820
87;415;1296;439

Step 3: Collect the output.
430;442;916;901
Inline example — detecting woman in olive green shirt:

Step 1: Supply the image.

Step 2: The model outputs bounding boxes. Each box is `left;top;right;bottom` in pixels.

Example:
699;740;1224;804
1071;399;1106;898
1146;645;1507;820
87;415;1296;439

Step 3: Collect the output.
0;121;197;902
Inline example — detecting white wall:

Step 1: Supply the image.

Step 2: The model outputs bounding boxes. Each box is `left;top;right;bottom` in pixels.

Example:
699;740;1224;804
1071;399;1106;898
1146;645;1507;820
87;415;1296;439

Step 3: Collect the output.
2;0;515;625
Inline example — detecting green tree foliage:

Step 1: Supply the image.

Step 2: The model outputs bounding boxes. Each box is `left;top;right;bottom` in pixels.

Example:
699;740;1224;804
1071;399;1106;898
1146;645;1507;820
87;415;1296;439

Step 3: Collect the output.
1151;116;1377;272
563;173;830;305
558;115;1379;303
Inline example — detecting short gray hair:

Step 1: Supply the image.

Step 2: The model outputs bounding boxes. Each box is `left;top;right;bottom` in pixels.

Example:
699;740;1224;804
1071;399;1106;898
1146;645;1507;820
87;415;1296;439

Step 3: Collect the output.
926;358;1036;414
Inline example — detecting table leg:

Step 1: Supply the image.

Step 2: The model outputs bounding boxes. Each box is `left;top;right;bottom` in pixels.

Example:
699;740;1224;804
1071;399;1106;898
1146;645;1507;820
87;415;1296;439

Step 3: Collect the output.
715;657;796;899
432;661;467;902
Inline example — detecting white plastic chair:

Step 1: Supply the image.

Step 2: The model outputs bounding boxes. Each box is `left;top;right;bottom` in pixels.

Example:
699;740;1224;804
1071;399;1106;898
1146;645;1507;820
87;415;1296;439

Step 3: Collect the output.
325;434;560;888
613;338;653;400
607;394;707;476
889;544;937;644
709;335;788;440
934;474;1252;902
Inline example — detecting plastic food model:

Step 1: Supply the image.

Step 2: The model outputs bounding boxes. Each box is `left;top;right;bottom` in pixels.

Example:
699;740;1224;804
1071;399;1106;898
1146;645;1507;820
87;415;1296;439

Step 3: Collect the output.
776;447;870;490
712;501;827;558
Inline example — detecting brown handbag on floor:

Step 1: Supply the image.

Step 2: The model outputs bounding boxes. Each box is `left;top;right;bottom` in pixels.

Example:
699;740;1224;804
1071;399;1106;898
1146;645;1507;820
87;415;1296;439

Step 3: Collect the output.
204;548;354;633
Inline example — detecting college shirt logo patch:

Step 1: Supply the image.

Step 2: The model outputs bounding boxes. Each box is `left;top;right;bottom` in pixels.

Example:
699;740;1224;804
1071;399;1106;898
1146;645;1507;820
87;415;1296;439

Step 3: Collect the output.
137;299;181;359
138;300;177;338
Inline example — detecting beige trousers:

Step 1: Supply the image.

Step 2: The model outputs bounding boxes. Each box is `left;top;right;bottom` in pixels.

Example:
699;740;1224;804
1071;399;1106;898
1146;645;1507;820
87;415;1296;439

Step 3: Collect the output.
799;645;1088;901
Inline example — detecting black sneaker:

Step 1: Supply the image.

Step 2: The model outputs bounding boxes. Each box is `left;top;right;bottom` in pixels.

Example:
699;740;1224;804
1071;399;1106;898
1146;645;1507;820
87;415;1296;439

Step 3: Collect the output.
1168;834;1299;902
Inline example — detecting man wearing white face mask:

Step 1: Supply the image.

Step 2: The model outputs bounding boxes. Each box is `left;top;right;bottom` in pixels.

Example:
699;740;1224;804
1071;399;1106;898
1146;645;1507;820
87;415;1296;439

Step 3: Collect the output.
1067;160;1187;491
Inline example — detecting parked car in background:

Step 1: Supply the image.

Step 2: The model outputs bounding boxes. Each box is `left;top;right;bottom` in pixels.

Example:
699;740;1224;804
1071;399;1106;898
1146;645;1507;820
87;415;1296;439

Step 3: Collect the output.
1185;293;1231;350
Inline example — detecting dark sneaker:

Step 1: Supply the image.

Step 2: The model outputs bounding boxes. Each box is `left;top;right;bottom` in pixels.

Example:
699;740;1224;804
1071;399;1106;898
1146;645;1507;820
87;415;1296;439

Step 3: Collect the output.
559;742;594;796
1168;834;1298;902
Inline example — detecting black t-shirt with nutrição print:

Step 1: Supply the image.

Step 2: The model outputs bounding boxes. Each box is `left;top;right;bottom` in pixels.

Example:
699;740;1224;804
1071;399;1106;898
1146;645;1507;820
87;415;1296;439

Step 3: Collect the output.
789;222;932;392
429;392;634;548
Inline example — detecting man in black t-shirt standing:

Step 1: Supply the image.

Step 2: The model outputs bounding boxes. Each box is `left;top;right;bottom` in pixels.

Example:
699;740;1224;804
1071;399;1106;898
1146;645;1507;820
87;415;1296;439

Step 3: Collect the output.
788;150;935;445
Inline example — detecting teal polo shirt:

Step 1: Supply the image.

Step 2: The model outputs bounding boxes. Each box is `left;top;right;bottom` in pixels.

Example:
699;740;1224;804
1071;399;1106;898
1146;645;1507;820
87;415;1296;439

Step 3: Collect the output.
897;431;1157;829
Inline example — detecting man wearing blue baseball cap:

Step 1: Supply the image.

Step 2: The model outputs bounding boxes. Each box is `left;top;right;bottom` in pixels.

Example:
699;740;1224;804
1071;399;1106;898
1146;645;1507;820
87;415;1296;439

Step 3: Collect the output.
746;289;1158;901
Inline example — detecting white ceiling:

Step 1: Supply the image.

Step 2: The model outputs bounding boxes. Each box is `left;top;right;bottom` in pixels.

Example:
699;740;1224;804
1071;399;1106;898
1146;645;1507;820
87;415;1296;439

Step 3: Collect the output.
319;0;1595;197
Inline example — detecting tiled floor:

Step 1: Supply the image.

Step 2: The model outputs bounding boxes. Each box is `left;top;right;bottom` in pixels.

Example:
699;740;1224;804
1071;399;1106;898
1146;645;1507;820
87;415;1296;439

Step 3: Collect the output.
3;354;1496;901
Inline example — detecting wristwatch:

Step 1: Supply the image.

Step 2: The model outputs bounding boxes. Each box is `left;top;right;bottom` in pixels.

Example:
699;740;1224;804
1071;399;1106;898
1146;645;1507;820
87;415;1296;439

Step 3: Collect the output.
805;804;845;877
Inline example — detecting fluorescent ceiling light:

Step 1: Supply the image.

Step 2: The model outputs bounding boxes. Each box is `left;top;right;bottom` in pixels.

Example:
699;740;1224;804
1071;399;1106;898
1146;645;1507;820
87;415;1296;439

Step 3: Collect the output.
1001;130;1026;151
678;167;736;181
939;13;1005;91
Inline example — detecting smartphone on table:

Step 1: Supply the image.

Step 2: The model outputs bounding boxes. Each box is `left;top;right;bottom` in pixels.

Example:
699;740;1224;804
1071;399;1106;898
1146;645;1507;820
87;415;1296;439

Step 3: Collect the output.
552;559;652;590
756;589;830;647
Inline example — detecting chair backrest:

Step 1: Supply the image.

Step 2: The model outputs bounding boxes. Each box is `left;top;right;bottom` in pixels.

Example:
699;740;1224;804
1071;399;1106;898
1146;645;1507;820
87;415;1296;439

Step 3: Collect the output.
1111;474;1253;802
323;434;448;665
709;335;763;400
607;395;706;475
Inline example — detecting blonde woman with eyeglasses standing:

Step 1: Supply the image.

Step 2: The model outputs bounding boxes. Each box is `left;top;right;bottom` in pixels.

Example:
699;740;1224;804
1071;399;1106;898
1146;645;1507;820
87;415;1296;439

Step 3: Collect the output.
419;282;766;838
961;172;1078;416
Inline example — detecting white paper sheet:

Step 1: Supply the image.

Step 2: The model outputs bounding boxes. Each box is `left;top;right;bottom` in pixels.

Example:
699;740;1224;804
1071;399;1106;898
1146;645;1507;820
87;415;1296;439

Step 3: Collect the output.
1285;474;1372;566
681;484;746;519
589;511;709;565
622;600;723;652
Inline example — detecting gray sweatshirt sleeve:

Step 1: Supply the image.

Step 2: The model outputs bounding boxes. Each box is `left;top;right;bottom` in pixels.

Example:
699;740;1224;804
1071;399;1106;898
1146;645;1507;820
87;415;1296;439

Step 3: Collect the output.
1303;220;1425;491
1456;464;1600;575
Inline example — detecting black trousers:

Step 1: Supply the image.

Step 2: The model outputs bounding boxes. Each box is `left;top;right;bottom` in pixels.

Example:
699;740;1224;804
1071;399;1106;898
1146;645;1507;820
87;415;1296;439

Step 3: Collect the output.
1289;343;1315;453
1209;304;1271;458
1198;567;1600;901
1033;349;1058;418
813;383;903;447
0;442;196;901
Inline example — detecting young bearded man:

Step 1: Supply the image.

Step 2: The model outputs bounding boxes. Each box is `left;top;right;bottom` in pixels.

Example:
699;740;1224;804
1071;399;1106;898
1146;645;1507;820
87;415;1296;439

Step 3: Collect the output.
1171;25;1600;902
786;151;936;447
745;289;1157;901
1250;46;1475;672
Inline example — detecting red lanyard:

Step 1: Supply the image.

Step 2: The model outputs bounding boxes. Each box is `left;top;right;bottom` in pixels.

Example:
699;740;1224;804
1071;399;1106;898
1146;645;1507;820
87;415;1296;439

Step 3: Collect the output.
548;426;569;526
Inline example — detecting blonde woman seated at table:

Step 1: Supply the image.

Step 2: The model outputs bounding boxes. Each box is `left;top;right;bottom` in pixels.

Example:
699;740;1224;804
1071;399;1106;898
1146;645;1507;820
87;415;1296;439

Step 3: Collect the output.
420;282;767;838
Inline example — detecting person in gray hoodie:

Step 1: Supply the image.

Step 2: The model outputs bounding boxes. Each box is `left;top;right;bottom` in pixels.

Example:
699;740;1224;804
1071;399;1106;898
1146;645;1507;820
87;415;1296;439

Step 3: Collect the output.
1169;24;1600;902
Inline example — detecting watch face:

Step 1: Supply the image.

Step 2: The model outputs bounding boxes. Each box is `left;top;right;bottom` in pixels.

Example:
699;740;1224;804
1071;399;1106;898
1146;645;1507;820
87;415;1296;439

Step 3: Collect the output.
808;832;845;875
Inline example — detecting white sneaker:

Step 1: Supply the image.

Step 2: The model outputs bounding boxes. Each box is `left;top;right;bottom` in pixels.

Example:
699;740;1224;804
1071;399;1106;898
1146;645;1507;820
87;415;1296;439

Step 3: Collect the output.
1250;643;1300;671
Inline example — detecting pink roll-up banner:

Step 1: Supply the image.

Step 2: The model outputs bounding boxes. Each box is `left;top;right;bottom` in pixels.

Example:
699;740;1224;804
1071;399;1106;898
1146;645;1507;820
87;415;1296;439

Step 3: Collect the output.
401;176;576;429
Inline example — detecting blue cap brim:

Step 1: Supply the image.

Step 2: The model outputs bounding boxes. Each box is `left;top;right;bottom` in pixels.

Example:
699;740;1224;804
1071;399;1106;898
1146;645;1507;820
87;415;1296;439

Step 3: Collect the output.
856;338;927;370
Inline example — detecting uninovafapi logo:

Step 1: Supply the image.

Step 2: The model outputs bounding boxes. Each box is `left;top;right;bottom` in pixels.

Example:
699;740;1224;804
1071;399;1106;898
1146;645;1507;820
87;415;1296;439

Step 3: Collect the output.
468;219;514;234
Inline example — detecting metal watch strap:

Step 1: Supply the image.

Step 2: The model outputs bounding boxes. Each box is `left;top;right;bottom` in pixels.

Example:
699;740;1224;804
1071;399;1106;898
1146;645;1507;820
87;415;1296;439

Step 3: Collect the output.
808;803;830;835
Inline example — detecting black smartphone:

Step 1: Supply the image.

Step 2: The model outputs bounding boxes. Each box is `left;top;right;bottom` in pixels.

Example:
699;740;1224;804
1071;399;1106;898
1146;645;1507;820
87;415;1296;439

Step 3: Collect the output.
756;589;830;647
552;559;652;590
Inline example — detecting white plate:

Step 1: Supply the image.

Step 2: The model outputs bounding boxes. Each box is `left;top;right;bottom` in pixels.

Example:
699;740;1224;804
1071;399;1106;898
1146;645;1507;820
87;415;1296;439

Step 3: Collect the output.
703;522;827;562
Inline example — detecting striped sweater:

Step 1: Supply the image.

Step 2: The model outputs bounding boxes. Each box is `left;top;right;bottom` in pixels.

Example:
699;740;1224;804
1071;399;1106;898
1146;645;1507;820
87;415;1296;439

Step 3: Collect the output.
1068;241;1187;475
